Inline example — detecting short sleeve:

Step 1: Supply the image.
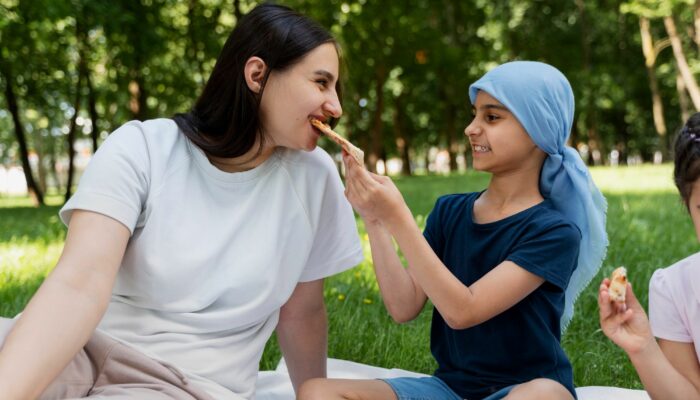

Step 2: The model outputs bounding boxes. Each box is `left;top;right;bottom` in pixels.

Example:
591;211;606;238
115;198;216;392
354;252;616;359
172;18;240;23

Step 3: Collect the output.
423;196;446;256
60;121;150;234
298;155;363;282
507;222;580;290
649;269;692;342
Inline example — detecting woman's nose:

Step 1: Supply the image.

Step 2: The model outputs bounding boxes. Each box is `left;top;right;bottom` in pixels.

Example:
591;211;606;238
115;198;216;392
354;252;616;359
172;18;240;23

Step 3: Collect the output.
323;93;343;119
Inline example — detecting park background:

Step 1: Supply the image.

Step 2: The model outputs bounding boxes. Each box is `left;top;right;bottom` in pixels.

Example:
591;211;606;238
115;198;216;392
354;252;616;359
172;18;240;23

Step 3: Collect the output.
2;0;700;390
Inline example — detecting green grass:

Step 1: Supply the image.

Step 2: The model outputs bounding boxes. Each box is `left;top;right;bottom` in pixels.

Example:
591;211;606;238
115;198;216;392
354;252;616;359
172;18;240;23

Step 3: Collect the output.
0;164;693;388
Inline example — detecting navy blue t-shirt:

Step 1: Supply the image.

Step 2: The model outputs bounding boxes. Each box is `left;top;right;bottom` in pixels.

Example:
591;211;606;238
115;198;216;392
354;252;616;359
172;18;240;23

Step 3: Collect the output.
424;192;581;399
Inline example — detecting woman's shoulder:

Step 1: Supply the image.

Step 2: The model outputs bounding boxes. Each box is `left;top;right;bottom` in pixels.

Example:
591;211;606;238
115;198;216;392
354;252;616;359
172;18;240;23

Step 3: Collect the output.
96;118;191;185
103;118;181;152
109;118;178;136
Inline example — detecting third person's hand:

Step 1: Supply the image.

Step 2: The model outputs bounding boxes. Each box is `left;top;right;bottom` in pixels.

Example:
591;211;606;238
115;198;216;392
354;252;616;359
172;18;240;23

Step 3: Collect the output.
598;278;655;356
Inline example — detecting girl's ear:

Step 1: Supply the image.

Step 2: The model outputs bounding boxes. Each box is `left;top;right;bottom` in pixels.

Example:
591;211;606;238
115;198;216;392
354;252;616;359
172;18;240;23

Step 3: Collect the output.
244;57;267;93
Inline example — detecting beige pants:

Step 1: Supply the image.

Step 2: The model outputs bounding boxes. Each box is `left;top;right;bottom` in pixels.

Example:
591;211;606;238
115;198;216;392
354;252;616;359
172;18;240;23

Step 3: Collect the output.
0;317;215;399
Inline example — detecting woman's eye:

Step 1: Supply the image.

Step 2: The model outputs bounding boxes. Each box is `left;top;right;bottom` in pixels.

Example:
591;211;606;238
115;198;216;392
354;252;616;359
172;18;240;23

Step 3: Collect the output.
316;79;329;88
486;114;499;122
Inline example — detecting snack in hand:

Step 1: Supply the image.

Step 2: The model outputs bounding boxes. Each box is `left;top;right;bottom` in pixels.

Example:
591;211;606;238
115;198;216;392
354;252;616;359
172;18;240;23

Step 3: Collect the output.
608;266;628;302
310;118;364;165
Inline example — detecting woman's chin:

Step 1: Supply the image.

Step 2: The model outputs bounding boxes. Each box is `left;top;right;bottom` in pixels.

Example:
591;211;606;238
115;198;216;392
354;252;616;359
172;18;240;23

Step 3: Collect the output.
300;141;318;152
307;136;322;151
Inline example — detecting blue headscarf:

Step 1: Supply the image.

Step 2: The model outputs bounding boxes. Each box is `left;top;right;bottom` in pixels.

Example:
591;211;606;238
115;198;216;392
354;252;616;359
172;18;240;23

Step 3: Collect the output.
469;61;608;331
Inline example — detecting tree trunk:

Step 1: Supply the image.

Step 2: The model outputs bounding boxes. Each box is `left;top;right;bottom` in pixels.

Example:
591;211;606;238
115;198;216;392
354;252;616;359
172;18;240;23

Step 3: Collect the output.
49;147;62;195
576;0;592;72
677;69;691;124
463;146;472;170
128;50;147;120
1;65;44;205
128;75;146;120
695;0;700;52
233;0;242;21
664;15;700;110
576;0;602;165
367;65;386;173
392;94;412;176
188;0;206;80
446;105;458;173
65;63;84;203
569;115;579;148
86;70;99;152
34;134;47;194
423;149;431;175
640;17;668;155
76;4;99;153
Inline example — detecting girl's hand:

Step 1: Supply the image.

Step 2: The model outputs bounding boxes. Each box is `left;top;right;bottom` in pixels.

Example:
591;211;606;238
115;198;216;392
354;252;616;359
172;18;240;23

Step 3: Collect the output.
598;278;655;355
342;152;411;229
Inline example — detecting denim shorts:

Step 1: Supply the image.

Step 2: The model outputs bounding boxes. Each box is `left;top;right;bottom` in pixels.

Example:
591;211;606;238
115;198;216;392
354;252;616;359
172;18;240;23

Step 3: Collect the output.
382;376;515;400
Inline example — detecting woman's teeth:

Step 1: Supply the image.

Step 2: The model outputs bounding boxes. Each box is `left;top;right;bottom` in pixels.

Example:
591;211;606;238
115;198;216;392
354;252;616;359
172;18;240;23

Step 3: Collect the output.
473;145;490;152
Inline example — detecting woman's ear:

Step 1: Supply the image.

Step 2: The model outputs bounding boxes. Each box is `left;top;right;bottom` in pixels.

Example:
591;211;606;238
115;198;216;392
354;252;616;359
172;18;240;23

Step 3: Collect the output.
244;57;267;93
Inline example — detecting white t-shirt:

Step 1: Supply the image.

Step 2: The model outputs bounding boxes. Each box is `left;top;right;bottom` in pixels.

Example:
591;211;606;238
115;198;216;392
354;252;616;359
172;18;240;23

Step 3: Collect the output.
649;251;700;361
59;119;363;399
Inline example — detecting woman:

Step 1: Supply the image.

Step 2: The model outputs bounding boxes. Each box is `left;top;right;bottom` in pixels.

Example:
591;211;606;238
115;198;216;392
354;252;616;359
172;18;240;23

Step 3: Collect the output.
0;4;362;399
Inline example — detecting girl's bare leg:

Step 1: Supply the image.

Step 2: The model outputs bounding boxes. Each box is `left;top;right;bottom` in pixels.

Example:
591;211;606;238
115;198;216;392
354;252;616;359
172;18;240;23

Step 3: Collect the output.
298;378;398;400
504;378;574;400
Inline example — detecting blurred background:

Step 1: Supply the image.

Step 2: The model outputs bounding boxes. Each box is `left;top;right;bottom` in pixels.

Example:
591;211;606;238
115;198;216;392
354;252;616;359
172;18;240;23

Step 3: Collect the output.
1;0;698;205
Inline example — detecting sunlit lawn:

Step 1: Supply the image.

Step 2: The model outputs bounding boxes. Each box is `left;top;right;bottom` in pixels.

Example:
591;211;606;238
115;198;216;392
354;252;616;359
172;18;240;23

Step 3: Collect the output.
1;163;693;389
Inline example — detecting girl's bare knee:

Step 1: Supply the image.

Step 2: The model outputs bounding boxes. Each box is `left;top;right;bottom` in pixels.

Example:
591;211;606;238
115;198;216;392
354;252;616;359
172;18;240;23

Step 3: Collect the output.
504;378;574;400
298;378;394;400
298;378;332;400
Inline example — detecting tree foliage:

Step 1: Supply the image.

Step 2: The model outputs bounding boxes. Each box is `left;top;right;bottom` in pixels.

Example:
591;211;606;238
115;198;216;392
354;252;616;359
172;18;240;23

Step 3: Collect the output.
1;0;699;204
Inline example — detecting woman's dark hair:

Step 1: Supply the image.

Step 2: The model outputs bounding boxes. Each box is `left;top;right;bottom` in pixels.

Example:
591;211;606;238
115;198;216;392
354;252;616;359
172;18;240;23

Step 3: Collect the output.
173;3;340;159
674;112;700;209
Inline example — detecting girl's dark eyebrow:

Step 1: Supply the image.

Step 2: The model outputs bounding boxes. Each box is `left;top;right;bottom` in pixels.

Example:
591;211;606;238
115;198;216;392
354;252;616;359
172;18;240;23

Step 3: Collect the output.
314;70;336;82
479;104;509;111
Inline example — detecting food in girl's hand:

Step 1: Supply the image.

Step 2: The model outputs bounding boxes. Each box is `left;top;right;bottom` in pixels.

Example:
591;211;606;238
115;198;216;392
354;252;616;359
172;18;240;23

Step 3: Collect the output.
608;266;628;302
310;118;364;165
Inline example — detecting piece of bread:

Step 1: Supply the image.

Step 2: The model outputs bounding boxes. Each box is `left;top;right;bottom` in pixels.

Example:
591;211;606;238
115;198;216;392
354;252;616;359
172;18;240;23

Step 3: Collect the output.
310;118;364;165
608;266;627;302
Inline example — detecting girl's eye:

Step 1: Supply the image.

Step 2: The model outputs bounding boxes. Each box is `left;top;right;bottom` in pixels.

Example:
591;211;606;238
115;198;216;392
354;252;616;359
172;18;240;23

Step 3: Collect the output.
486;114;499;122
316;79;329;88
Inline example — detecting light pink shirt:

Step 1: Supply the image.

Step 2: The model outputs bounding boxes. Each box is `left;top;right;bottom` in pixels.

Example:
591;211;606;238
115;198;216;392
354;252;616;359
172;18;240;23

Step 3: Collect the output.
649;251;700;360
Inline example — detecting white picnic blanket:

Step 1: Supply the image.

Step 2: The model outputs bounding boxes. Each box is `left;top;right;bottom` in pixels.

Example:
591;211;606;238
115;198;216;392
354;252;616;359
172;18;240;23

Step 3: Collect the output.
254;358;650;400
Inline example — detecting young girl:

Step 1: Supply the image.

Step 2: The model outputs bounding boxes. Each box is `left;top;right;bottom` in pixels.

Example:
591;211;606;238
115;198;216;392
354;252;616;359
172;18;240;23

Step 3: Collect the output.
599;112;700;399
299;61;608;400
0;4;362;399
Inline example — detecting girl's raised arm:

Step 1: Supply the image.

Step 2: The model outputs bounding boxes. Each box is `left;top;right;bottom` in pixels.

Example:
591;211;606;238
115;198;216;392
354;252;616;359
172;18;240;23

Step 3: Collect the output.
342;155;547;328
343;155;427;322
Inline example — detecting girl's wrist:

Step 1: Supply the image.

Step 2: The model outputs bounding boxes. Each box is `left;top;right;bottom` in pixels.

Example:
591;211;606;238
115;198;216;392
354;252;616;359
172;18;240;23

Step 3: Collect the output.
386;205;418;236
627;335;659;361
363;219;384;232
